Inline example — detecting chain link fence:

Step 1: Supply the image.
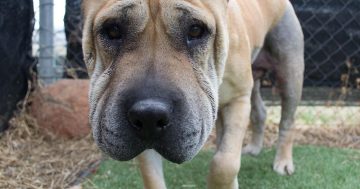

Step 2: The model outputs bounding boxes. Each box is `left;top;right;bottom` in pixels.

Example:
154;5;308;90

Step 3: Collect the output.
260;0;360;105
32;0;360;127
295;0;360;88
295;0;360;104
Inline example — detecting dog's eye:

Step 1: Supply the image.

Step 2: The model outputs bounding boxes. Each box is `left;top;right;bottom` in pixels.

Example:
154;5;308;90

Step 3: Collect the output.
104;24;123;40
187;25;206;41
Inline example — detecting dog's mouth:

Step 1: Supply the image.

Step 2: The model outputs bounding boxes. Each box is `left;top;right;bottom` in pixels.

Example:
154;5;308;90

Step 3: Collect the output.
97;121;207;163
153;120;207;163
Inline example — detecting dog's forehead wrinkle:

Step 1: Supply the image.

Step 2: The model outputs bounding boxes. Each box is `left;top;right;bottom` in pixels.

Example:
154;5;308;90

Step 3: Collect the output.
167;2;216;34
113;0;137;8
93;4;137;34
175;4;199;15
174;1;211;17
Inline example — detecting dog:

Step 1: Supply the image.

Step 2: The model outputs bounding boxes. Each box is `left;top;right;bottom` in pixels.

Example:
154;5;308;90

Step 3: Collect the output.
82;0;304;188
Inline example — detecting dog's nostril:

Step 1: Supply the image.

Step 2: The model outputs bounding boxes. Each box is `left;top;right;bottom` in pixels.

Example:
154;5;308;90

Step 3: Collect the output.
133;120;143;129
156;119;169;128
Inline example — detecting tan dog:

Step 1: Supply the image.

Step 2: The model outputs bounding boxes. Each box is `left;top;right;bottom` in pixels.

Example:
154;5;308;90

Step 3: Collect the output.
82;0;304;188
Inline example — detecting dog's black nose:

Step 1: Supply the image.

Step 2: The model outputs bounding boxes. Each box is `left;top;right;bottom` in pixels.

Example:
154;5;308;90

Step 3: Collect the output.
128;99;171;139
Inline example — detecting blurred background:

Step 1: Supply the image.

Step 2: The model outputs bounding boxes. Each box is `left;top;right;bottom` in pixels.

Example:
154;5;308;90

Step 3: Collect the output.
0;0;359;188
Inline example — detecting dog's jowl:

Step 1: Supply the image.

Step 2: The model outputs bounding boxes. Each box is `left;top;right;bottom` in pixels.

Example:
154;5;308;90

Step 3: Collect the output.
82;0;304;188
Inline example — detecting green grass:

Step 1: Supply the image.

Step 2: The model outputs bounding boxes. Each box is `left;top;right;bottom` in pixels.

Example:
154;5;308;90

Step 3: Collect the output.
84;146;360;189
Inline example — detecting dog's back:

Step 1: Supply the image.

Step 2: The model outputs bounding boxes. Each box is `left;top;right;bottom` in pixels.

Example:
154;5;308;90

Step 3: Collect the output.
228;0;288;48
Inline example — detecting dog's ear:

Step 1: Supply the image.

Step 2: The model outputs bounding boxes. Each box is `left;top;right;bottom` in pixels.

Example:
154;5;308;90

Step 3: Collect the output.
204;0;230;81
81;0;106;75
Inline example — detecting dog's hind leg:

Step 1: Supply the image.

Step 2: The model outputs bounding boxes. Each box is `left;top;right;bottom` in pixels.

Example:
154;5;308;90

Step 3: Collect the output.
265;2;304;175
137;150;167;189
242;79;267;156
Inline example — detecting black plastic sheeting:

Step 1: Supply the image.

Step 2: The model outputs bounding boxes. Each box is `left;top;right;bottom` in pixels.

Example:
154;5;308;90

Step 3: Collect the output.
0;0;34;132
64;0;88;79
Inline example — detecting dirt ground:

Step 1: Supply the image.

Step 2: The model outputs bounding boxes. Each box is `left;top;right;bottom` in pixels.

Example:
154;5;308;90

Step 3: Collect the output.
0;114;359;189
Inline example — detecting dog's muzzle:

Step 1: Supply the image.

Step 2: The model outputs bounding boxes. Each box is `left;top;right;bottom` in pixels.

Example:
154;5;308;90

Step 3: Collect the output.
94;78;211;163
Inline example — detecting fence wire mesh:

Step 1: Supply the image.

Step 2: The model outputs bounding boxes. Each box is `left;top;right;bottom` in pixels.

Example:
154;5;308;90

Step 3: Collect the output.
293;0;360;88
32;0;360;127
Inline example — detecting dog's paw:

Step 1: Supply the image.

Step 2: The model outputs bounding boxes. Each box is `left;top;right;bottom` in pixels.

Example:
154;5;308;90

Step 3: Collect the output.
242;144;262;156
273;158;295;175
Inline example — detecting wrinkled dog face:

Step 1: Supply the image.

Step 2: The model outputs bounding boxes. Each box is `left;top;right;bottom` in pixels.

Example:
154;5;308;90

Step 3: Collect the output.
82;0;229;163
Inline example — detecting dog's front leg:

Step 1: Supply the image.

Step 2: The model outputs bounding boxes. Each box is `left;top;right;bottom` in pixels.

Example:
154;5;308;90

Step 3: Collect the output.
208;96;251;189
137;150;167;189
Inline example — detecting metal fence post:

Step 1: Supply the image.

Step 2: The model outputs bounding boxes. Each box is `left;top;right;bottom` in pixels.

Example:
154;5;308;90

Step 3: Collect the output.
39;0;56;85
